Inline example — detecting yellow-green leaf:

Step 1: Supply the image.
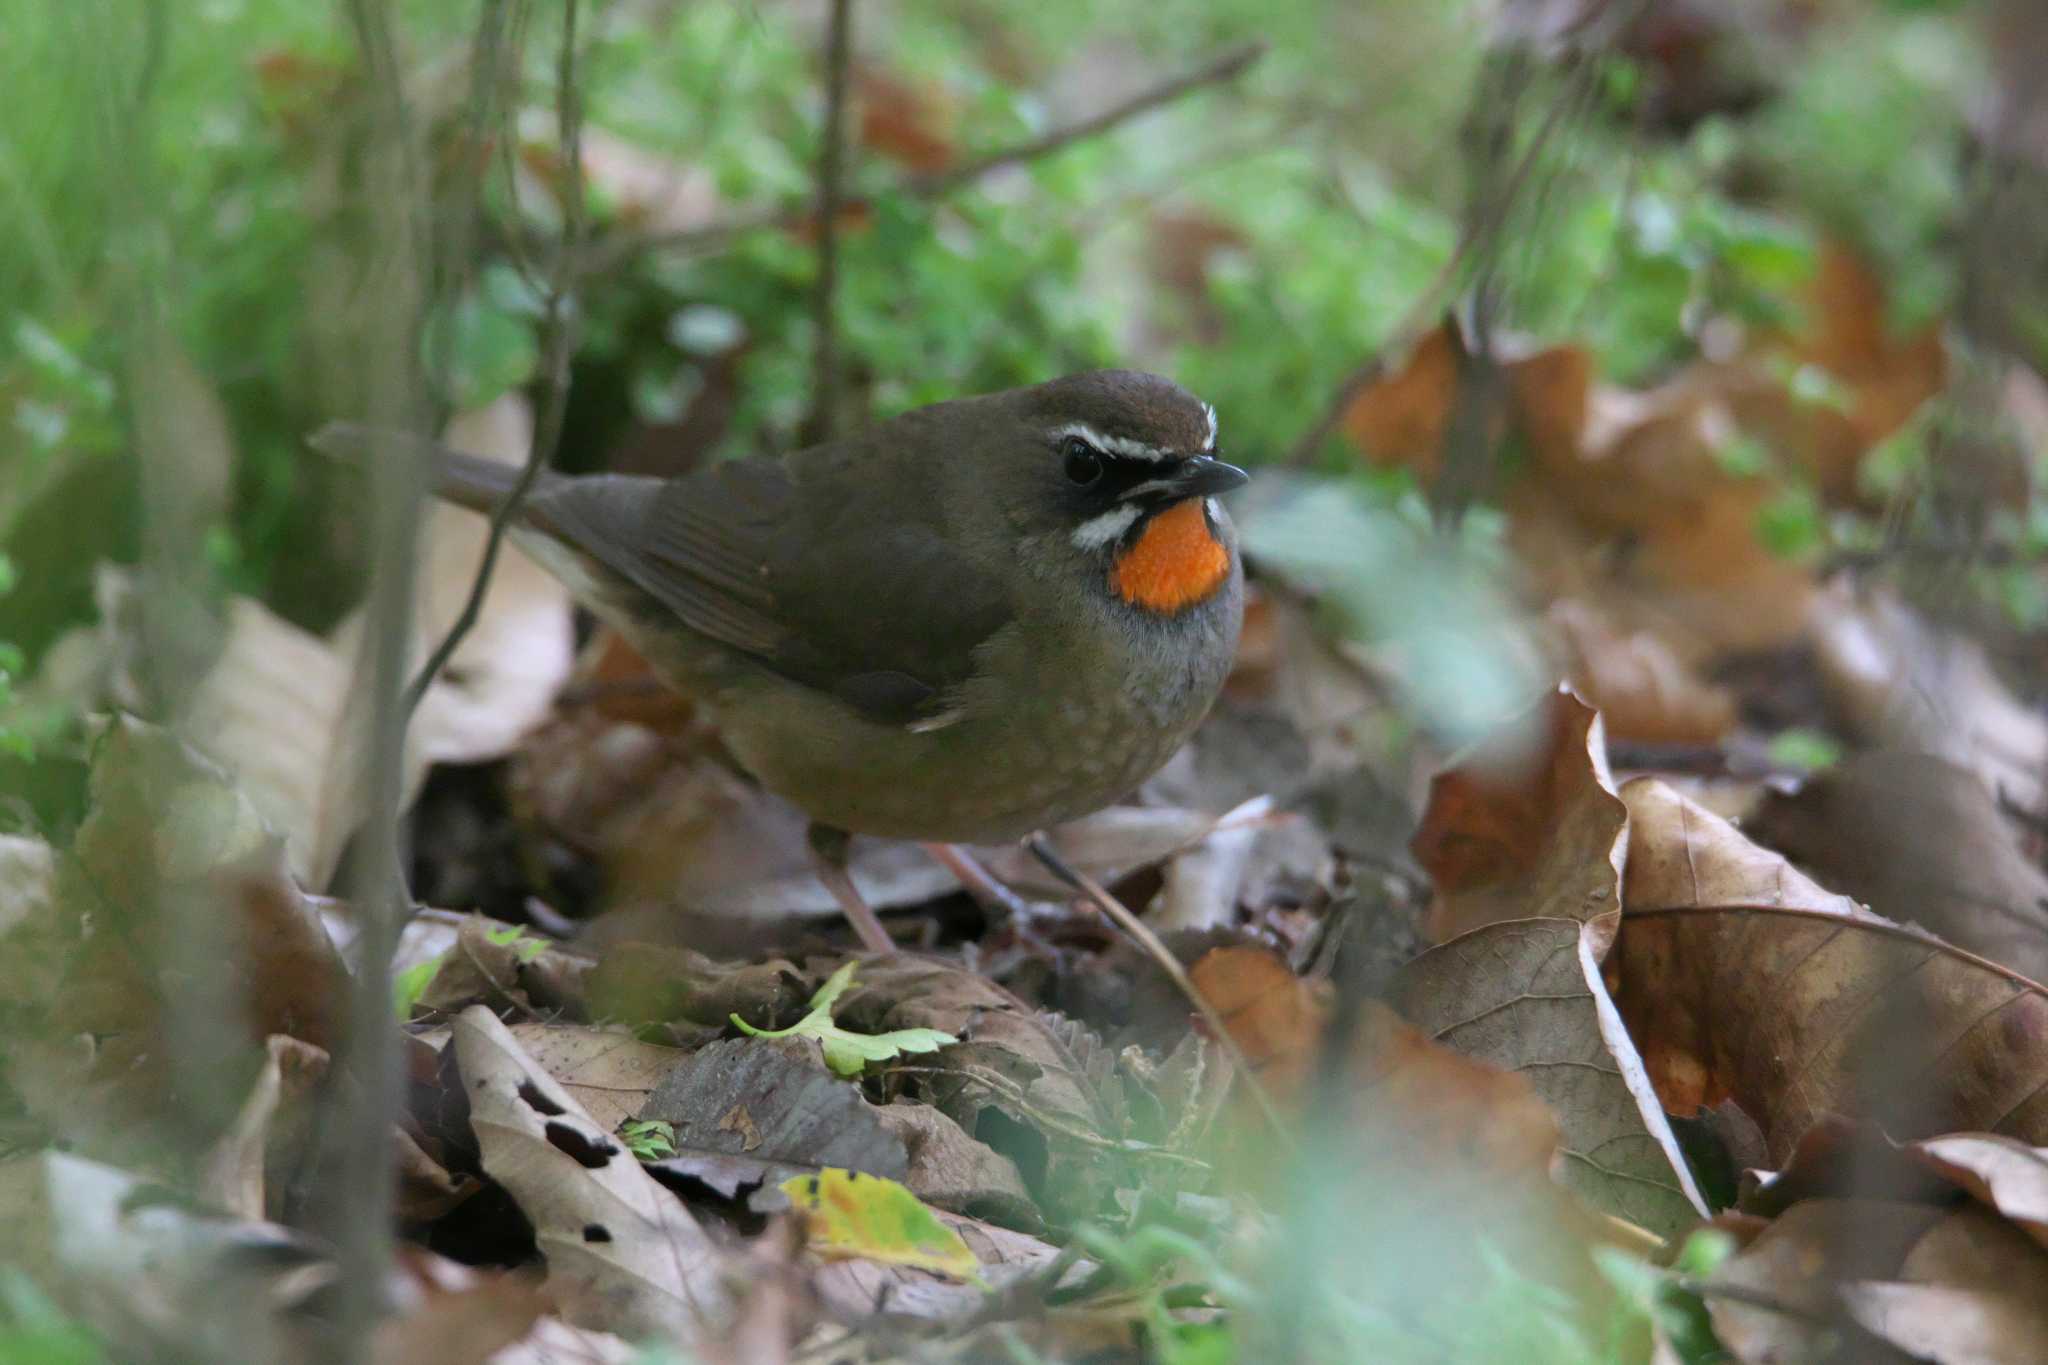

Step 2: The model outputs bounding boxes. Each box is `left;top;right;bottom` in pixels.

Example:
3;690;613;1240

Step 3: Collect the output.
731;962;956;1077
780;1169;985;1284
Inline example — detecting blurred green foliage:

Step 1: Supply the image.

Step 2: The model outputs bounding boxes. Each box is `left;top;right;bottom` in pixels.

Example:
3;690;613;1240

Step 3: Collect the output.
0;0;2005;803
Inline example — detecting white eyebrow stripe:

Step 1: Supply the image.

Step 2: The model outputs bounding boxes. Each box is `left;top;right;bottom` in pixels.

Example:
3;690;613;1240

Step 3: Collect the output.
1050;422;1175;463
1069;503;1143;550
1201;402;1217;452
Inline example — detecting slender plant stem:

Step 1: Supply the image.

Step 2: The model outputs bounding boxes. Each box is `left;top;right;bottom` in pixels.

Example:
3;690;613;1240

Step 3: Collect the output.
904;41;1264;196
401;0;585;721
1024;834;1294;1147
585;41;1265;272
808;0;854;441
331;0;428;1354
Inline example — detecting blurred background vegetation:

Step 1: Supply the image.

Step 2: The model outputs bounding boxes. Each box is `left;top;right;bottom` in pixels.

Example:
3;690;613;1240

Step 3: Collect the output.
0;0;2037;818
9;2;2048;1359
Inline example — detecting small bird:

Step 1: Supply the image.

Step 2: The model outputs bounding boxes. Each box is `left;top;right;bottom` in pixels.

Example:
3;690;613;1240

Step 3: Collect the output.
329;371;1247;949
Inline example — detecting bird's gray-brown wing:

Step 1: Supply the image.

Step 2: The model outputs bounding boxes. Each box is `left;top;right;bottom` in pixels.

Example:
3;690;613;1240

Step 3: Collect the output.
525;451;1013;725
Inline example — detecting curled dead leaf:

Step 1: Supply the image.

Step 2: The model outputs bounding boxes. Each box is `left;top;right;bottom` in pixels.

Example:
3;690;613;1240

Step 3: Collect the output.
1410;688;1627;942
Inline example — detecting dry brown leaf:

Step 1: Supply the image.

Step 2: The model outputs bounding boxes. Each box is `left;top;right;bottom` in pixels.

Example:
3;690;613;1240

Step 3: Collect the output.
855;67;957;173
1187;944;1331;1104
1908;1133;2048;1253
11;719;350;1163
872;1101;1037;1229
451;1006;729;1342
1410;688;1628;942
1392;916;1707;1239
1619;776;1868;920
1768;239;1947;498
1341;324;1461;479
198;1033;330;1222
1511;370;1818;659
505;1023;688;1135
1700;1122;2048;1361
396;1123;481;1222
1611;904;2048;1162
1809;583;2048;822
831;957;1117;1223
62;398;571;889
0;834;55;939
482;1317;637;1365
404;396;577;764
555;126;719;237
0;1149;325;1361
375;1249;551;1365
1749;751;2048;982
1704;1198;1937;1365
1546;599;1736;745
639;1036;909;1182
1191;943;1631;1330
1844;1276;2048;1365
1340;322;1593;486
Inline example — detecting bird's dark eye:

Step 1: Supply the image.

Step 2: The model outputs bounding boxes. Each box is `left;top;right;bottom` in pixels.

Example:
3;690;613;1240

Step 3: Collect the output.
1062;437;1103;487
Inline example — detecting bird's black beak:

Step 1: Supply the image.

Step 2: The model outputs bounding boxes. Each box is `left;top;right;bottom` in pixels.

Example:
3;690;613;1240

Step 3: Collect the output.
1120;454;1250;503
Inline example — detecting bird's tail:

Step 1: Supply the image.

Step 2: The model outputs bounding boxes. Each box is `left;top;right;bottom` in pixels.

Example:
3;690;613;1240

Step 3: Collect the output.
305;422;553;515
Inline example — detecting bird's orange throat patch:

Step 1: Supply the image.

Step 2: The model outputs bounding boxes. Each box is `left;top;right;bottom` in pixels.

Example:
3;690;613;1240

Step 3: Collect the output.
1110;499;1230;615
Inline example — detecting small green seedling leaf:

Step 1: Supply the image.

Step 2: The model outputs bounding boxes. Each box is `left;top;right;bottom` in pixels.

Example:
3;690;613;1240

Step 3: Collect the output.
779;1169;985;1284
618;1118;677;1160
392;957;444;1020
482;924;551;964
731;961;956;1077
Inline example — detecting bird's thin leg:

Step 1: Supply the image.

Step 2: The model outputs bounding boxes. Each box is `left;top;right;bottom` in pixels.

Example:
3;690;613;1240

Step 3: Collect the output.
919;842;1034;919
807;824;895;954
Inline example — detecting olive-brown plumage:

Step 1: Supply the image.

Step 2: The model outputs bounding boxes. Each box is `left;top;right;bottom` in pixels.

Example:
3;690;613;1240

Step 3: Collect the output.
398;371;1245;925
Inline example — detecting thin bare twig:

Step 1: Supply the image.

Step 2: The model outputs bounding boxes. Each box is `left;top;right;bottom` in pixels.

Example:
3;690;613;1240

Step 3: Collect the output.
905;41;1265;196
1023;834;1294;1148
402;0;586;720
1281;47;1596;469
808;0;854;442
584;41;1266;273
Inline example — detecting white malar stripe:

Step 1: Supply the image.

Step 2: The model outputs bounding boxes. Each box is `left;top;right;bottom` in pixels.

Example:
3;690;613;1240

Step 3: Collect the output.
1050;422;1173;463
1201;402;1218;452
1070;503;1143;550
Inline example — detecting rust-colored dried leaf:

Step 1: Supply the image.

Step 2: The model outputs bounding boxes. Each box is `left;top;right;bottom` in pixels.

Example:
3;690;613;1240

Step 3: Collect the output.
1410;688;1627;941
1611;904;2048;1162
1187;945;1331;1103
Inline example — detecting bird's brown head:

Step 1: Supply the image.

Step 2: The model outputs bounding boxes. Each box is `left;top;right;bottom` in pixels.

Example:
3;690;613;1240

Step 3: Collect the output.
958;370;1246;616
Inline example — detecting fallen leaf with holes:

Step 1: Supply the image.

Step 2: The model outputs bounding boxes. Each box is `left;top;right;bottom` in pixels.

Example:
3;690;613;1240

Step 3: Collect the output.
504;1023;687;1135
1409;687;1628;942
1392;916;1707;1239
778;1169;983;1284
451;1006;729;1342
